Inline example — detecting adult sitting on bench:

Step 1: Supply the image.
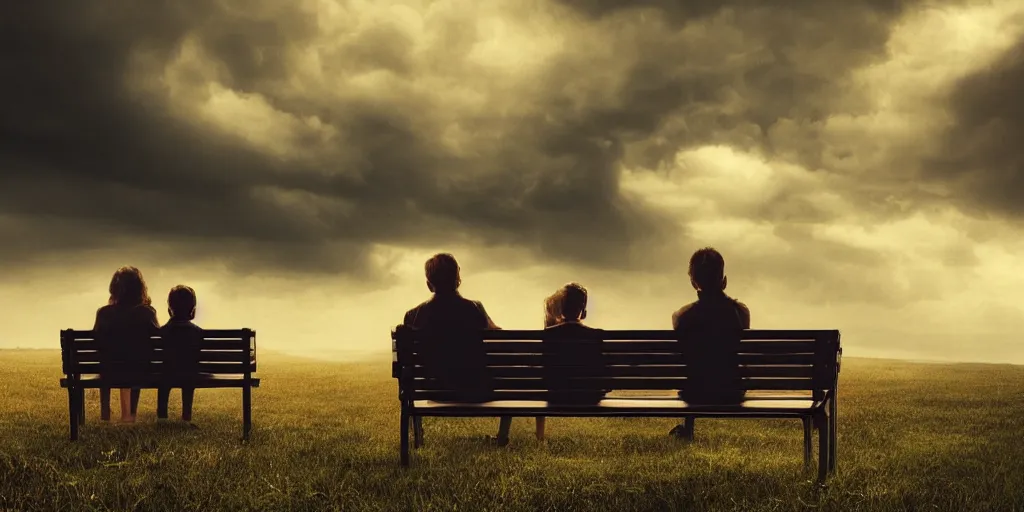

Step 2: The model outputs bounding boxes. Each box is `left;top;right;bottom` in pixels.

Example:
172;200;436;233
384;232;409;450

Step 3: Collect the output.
93;265;159;423
669;247;751;441
401;253;507;445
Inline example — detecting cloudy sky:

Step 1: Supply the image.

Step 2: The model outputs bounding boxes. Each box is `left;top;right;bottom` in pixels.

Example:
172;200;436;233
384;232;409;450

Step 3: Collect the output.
2;0;1024;363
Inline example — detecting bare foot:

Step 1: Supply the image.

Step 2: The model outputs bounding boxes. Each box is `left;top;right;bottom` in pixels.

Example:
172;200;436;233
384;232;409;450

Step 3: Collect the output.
121;416;136;424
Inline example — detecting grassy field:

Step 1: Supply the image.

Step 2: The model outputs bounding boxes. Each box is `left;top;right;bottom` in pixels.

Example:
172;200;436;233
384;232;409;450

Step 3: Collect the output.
1;350;1022;511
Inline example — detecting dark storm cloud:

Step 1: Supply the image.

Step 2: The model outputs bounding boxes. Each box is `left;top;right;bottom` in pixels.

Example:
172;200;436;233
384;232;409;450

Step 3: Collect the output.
925;35;1024;217
596;0;926;174
0;0;935;277
556;0;909;25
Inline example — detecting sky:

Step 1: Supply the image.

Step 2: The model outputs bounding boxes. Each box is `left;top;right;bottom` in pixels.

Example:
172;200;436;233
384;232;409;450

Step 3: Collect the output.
2;0;1024;363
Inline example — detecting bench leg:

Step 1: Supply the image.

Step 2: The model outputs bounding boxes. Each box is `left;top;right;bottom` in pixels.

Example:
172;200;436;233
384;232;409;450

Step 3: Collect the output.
684;416;695;442
99;387;111;422
802;416;812;471
400;405;411;467
242;385;252;441
496;416;512;445
816;412;830;484
413;416;423;449
182;388;195;422
829;393;838;475
157;388;171;420
67;387;80;441
78;388;86;426
130;388;141;417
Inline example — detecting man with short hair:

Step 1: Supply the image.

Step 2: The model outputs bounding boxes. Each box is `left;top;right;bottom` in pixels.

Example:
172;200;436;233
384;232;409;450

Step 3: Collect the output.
159;285;204;423
670;247;751;440
402;253;509;444
403;253;498;330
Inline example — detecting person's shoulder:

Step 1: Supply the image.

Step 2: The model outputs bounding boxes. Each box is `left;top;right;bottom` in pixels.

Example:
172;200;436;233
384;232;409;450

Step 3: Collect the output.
672;300;701;330
182;321;203;333
672;301;698;320
402;299;430;326
726;295;750;314
451;296;488;317
545;322;601;334
406;299;430;314
93;304;113;325
136;304;158;316
730;297;751;327
162;319;201;329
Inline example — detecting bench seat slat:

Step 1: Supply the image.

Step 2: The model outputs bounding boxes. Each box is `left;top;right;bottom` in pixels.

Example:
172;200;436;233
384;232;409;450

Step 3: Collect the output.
64;362;256;374
410;341;817;355
410;398;822;416
60;375;260;388
402;329;835;341
409;391;813;401
412;365;815;379
410;377;816;391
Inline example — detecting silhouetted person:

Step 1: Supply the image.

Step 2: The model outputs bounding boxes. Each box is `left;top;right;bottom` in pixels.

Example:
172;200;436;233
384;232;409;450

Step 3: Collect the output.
402;253;507;444
544;283;606;403
670;247;751;439
93;266;159;423
532;290;564;441
158;285;203;423
531;283;606;442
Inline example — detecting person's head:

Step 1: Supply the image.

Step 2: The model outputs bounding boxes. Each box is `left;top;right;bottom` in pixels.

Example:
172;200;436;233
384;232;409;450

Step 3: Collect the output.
543;290;564;327
108;266;151;307
168;285;197;320
689;247;727;292
424;253;461;294
558;282;588;322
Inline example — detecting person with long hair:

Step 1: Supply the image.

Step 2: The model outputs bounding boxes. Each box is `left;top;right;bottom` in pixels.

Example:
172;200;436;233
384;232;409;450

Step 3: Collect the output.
93;266;159;423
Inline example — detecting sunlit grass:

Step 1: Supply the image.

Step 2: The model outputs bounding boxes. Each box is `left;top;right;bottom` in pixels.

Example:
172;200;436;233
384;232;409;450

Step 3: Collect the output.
1;350;1022;511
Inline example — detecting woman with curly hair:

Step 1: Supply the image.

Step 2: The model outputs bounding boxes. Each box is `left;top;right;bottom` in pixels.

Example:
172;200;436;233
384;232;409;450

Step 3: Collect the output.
93;266;159;423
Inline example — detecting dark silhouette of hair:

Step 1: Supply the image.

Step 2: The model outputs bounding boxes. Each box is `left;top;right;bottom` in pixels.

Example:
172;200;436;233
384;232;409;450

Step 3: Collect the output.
108;266;151;307
559;282;588;320
689;247;726;291
425;253;461;293
168;285;197;319
544;289;564;327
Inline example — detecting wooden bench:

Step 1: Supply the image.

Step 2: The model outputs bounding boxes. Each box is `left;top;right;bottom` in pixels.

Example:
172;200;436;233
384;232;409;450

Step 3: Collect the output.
392;327;841;482
59;328;259;441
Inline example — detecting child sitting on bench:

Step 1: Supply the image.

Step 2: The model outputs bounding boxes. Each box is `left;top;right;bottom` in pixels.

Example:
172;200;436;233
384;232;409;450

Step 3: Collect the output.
158;285;204;423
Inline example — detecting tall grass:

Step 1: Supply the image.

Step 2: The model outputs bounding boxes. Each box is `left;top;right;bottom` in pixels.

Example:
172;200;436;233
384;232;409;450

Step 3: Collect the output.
1;350;1022;511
